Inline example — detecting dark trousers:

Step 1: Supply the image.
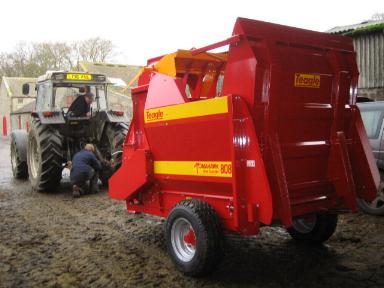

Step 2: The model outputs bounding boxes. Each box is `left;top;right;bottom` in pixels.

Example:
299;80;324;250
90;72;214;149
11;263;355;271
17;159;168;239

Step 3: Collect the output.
70;168;98;192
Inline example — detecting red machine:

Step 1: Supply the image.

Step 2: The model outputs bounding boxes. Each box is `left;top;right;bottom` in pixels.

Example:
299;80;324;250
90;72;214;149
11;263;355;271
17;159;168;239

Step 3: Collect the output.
109;18;380;276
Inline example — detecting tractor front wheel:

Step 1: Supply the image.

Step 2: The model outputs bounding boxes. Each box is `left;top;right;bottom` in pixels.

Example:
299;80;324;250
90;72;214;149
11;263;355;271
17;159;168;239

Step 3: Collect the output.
287;213;338;244
165;199;223;276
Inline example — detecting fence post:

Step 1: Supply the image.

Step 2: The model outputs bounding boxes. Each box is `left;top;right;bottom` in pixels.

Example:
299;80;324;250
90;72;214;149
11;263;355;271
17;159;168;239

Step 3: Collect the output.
2;116;7;136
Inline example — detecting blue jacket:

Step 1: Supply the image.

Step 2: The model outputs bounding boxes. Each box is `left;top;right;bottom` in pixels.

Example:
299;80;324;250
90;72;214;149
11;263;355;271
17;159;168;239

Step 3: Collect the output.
71;150;102;175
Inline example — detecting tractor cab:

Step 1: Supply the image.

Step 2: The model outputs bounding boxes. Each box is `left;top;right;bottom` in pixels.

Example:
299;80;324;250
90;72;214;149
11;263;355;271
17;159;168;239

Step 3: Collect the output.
23;71;111;123
23;71;129;139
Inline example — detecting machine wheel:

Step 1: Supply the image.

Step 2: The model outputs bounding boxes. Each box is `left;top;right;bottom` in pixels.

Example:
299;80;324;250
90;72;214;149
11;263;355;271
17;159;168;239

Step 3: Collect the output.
357;196;384;216
287;213;338;244
99;122;128;186
165;199;223;276
27;120;64;192
357;183;384;216
10;130;28;179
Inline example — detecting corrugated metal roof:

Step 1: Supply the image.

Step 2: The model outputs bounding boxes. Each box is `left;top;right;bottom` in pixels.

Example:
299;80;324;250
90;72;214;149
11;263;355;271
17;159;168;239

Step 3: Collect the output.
327;19;384;34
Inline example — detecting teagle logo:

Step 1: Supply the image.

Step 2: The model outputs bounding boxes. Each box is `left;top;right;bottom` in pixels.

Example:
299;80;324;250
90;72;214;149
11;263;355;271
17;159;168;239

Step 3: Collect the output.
146;110;164;122
294;73;320;88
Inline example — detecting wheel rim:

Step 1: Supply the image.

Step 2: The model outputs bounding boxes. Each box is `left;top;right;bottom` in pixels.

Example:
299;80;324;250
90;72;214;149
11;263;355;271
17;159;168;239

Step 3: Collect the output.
292;214;317;234
29;136;40;179
362;192;384;210
171;218;196;262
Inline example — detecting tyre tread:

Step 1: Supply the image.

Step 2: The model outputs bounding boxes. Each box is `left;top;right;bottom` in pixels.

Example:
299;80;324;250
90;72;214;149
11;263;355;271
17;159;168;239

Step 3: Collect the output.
28;119;63;192
166;199;223;276
287;213;338;244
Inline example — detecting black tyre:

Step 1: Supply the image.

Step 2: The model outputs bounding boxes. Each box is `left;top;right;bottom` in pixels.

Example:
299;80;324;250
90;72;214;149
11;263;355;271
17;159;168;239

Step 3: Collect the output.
10;130;28;179
287;213;338;244
99;122;128;186
357;183;384;216
27;120;64;192
165;199;223;276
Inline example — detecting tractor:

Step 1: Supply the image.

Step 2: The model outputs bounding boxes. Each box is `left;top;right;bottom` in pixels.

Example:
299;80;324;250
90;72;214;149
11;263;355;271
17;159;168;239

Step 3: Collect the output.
10;71;129;192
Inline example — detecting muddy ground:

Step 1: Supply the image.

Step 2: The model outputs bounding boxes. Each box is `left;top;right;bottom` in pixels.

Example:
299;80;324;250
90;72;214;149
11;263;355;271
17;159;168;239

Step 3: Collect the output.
0;136;383;288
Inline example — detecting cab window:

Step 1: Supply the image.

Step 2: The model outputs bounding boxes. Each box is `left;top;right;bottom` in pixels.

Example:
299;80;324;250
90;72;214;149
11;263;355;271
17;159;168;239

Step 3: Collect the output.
36;82;52;111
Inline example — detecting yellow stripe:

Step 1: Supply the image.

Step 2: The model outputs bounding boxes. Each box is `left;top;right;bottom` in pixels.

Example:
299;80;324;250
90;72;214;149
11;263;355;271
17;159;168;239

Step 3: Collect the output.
144;96;228;123
154;161;232;178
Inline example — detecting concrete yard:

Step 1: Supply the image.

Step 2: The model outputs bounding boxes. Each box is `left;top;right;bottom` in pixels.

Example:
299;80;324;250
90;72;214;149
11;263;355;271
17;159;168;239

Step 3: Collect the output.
0;137;383;288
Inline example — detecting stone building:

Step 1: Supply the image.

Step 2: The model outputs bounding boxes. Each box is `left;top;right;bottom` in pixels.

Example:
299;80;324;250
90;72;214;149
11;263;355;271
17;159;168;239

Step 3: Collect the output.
0;77;36;136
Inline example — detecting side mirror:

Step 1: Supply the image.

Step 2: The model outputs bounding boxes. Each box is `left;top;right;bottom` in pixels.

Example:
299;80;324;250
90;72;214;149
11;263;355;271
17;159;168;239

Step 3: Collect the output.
22;83;30;95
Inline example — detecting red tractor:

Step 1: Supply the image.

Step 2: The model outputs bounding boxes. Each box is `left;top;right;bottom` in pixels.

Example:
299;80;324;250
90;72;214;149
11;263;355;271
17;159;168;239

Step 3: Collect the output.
109;18;379;276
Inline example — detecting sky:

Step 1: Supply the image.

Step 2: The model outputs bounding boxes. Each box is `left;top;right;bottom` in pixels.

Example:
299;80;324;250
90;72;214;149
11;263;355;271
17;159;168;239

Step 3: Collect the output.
0;0;383;65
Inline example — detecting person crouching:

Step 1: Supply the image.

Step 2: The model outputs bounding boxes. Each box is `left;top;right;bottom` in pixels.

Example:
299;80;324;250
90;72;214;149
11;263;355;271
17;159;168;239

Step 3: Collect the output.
70;144;101;198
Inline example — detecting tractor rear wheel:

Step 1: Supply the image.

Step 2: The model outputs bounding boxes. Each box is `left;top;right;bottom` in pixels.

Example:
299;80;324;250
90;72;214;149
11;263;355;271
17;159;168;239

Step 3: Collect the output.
27;120;63;192
10;130;28;179
99;122;128;186
287;213;338;244
165;199;223;276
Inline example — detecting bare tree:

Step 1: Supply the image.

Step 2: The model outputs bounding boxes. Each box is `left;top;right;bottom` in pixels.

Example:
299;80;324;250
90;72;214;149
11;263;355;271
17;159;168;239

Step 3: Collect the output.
0;38;116;78
75;37;114;63
11;43;32;76
0;53;16;77
32;42;73;72
371;13;384;21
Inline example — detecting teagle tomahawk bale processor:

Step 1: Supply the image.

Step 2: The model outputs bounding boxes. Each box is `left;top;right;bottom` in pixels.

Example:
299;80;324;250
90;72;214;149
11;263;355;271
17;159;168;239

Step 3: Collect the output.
109;18;380;276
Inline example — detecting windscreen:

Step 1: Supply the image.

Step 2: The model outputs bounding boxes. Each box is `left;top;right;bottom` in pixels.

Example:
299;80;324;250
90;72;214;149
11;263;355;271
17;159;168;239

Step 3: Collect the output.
53;84;107;111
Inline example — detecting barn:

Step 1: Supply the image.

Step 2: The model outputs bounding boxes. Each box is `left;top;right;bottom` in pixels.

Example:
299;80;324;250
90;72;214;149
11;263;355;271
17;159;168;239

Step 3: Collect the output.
328;19;384;100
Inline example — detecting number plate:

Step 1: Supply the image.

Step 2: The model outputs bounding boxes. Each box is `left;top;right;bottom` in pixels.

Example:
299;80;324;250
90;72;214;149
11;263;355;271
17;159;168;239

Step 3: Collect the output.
66;74;92;81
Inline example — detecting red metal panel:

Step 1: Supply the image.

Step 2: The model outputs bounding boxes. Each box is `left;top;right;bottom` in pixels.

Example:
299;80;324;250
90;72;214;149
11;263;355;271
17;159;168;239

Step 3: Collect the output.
231;96;273;225
328;132;357;211
349;107;380;201
145;73;187;109
109;149;153;200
